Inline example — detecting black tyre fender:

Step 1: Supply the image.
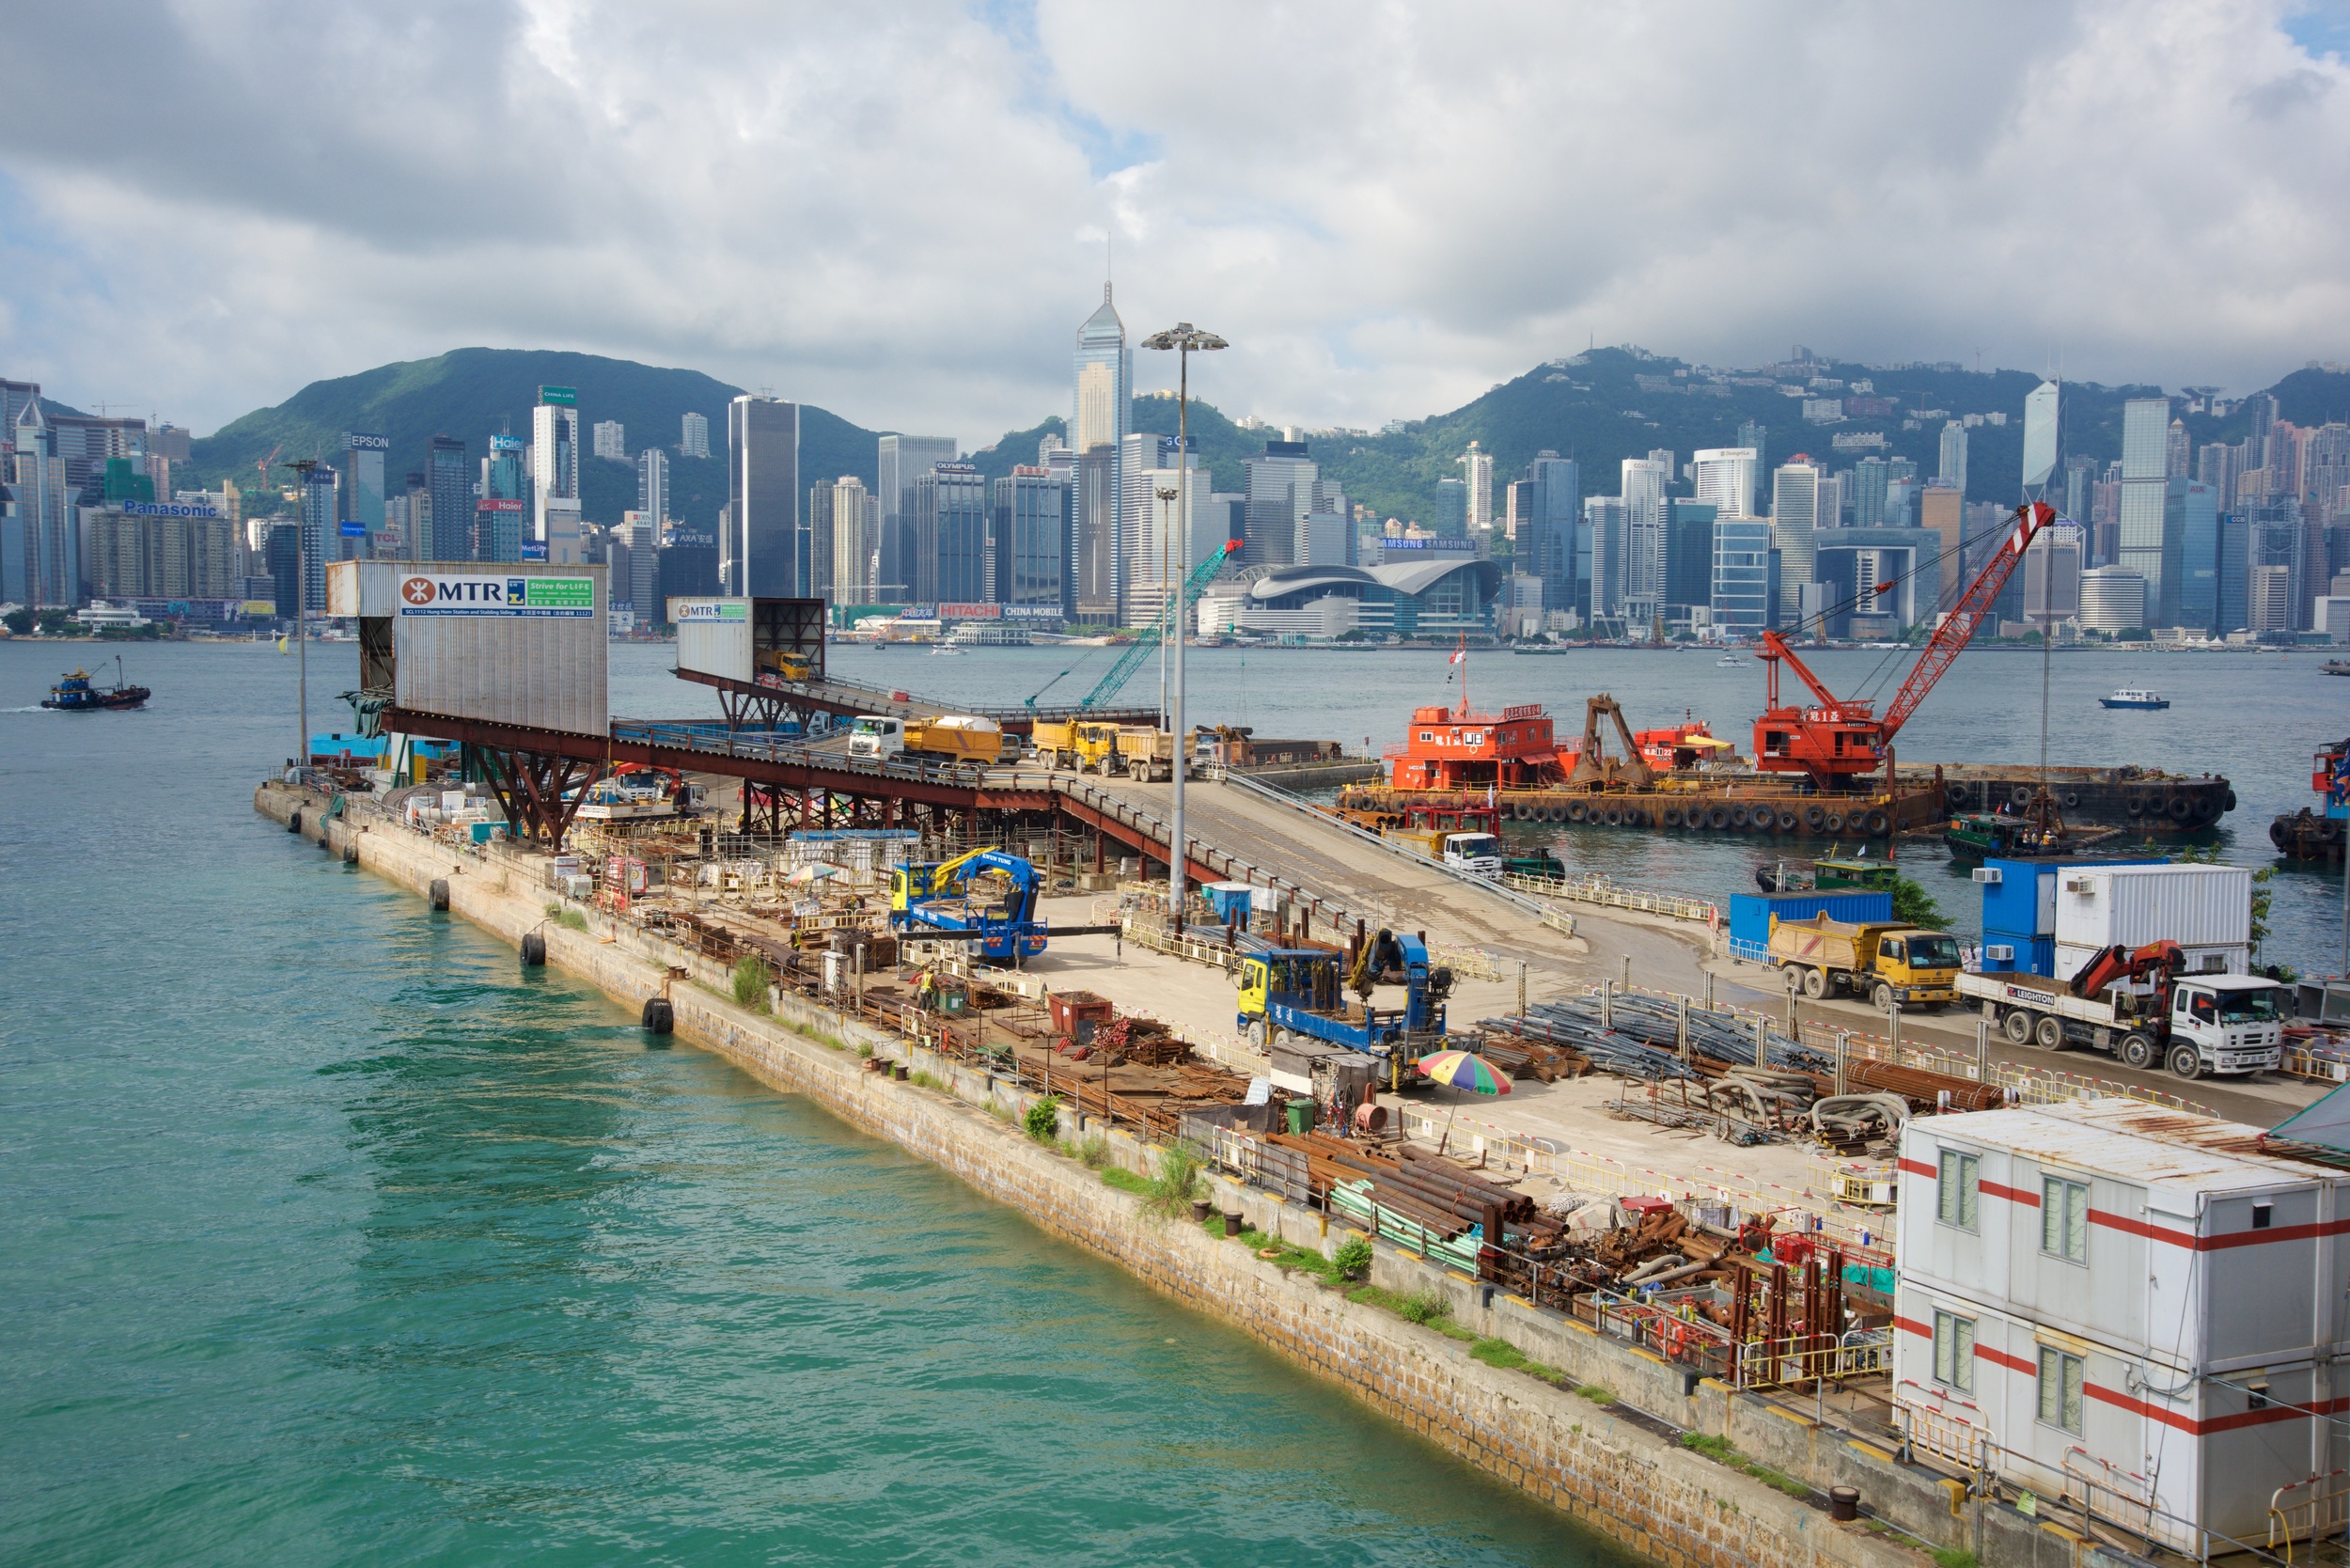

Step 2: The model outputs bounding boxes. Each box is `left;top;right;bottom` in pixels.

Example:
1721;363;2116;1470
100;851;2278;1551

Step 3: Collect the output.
1662;805;1685;829
288;811;302;834
1729;805;1751;829
2167;794;2193;822
521;933;547;966
1804;805;1827;831
1863;808;1891;837
1823;811;1846;835
642;996;675;1034
1707;805;1732;830
1945;784;1968;808
429;878;450;911
2224;789;2238;812
1778;809;1801;834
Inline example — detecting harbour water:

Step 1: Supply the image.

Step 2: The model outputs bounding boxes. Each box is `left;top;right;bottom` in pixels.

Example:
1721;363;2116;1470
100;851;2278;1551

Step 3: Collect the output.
0;637;1630;1565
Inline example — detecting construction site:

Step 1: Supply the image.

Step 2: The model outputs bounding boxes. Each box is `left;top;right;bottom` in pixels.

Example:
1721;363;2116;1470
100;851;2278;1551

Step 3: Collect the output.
279;555;2350;1568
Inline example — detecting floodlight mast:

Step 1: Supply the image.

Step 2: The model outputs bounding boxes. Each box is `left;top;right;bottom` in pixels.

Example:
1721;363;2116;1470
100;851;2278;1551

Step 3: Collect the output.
1138;322;1226;933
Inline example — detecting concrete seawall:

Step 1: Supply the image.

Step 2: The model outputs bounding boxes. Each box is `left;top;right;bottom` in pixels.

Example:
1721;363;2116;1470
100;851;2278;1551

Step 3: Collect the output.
259;784;2014;1567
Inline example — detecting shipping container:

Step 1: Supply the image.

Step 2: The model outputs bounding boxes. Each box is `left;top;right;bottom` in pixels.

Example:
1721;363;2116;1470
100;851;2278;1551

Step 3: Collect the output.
2051;864;2251;952
329;560;607;737
1894;1101;2350;1553
669;597;752;682
1725;890;1892;960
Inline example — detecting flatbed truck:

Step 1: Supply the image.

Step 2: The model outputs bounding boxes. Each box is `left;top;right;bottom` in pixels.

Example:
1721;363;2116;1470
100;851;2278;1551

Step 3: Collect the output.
1954;965;2284;1080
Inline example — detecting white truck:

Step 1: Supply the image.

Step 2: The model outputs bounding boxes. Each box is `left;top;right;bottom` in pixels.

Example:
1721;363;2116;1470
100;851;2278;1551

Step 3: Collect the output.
1956;957;2284;1081
1440;831;1506;878
845;715;905;760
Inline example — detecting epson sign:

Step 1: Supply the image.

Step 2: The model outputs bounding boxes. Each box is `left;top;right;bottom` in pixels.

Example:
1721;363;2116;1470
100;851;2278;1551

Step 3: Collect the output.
343;431;390;450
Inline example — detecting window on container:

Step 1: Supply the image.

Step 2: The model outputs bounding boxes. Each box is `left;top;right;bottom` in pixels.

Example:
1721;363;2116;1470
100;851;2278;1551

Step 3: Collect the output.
1936;1150;1979;1230
2042;1178;2090;1264
2036;1347;2084;1435
1933;1311;1975;1394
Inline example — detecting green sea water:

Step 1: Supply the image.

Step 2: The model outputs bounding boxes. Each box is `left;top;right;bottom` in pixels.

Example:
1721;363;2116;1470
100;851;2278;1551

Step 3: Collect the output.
0;639;1634;1564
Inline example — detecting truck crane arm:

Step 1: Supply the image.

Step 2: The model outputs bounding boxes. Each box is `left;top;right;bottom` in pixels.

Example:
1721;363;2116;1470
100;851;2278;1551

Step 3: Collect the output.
1878;501;2055;742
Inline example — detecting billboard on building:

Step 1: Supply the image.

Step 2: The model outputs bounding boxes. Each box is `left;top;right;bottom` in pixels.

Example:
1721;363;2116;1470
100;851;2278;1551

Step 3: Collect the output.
326;560;607;735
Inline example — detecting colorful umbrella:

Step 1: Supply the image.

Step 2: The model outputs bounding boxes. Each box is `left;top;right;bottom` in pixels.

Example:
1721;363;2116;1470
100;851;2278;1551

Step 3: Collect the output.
1415;1050;1512;1158
1416;1050;1513;1096
785;863;842;886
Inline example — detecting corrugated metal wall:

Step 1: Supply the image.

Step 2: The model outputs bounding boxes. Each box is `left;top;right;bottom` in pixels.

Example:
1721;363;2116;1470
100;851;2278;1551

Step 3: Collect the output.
388;562;608;736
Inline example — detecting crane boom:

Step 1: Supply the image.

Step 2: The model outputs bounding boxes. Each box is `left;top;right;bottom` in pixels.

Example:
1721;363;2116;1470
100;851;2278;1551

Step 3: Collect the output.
1879;501;2053;740
1079;540;1236;708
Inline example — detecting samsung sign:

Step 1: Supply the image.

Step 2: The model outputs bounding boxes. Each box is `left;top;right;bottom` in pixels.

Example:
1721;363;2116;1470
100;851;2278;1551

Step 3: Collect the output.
120;500;222;519
398;573;594;618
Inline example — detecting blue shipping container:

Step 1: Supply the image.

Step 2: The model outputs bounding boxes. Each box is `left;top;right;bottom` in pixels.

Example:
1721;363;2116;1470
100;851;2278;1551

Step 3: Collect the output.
1727;891;1894;961
1978;933;2056;975
1977;856;2166;943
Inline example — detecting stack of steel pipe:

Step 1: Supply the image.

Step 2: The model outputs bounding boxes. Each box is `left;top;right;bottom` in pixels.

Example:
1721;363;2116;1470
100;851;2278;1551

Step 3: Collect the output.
1844;1058;2004;1112
1478;1013;1695;1081
1512;993;1834;1076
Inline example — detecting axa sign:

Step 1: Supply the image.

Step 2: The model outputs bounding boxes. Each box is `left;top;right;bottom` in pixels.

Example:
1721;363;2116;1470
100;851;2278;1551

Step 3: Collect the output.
398;573;594;618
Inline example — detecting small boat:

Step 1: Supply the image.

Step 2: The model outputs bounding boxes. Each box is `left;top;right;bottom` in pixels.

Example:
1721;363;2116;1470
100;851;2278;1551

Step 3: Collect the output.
1716;654;1746;667
41;658;150;712
2324;660;2350;677
2100;689;2170;710
930;644;965;657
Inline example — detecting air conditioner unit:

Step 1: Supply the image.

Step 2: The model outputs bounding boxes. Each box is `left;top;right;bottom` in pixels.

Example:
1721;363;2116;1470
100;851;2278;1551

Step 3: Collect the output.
1984;944;2015;962
2063;877;2095;894
1972;867;2002;884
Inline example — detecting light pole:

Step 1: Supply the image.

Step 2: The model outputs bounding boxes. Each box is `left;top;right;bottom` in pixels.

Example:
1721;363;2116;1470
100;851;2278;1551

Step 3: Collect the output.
282;458;321;781
1140;321;1226;933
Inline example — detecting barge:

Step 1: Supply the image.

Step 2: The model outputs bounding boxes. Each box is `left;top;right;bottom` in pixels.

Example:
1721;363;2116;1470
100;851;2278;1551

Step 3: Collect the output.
2271;738;2348;862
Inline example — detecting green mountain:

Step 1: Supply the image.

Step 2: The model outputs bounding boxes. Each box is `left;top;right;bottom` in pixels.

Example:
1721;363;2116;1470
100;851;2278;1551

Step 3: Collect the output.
188;347;881;526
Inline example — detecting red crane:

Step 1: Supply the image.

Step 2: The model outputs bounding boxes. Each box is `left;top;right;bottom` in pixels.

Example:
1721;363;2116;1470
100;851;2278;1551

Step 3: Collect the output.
1752;500;2056;791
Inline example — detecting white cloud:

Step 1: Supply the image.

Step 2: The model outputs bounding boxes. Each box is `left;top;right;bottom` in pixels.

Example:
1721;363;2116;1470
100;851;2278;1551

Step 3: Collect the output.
0;0;2342;437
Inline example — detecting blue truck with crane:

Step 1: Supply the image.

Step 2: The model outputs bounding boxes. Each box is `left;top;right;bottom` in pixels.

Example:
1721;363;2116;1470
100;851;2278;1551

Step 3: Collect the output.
887;847;1049;963
1235;929;1454;1089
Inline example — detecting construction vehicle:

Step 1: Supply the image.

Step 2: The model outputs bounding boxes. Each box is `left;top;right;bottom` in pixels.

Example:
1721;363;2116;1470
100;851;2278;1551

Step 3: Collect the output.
1379;824;1505;878
904;714;1018;765
1565;694;1654;791
1032;718;1124;772
754;647;816;682
1754;501;2056;792
846;715;905;760
1767;915;1962;1011
1235;930;1452;1080
1026;541;1238;712
1114;726;1179;782
888;847;1047;963
1953;940;2284;1080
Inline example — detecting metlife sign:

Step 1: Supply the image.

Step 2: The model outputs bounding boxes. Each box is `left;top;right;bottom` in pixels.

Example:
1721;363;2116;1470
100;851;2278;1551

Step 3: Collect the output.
398;574;595;618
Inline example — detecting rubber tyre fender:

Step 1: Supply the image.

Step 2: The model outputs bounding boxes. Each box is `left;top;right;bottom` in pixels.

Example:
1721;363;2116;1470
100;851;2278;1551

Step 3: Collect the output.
2225;789;2238;812
1804;805;1827;832
1513;801;1537;822
2002;1008;2035;1045
2061;790;2081;809
2013;784;2034;807
2272;818;2294;849
1823;811;1846;835
1946;784;1968;809
1778;809;1802;834
429;878;450;911
2167;794;2193;822
342;844;359;866
1566;801;1588;824
2120;1033;2155;1070
1863;808;1891;838
1802;966;1826;999
1729;804;1752;829
2193;796;2222;823
521;933;547;967
2034;1014;2064;1051
641;996;675;1035
1661;805;1685;829
1602;806;1624;827
2168;1043;2203;1082
1626;808;1651;828
2124;792;2144;817
288;811;302;835
1706;805;1732;830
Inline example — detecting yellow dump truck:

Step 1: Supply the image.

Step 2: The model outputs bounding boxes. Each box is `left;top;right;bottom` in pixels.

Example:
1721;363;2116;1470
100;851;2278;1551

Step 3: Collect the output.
1114;727;1179;782
902;714;1019;765
753;648;816;682
1767;916;1962;1011
1032;719;1123;773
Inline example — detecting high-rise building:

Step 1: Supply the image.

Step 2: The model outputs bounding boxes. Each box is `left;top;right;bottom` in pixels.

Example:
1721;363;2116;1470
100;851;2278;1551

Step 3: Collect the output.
1460;441;1493;532
2022;381;2061;500
1127;445;1208;613
1071;446;1119;622
1919;483;1964;613
10;400;71;606
2217;511;2248;633
1847;455;1889;530
478;434;529;563
1770;458;1824;625
2079;566;2145;633
1584;496;1626;618
1666;499;1717;615
2021;523;2084;624
2063;455;2097;525
914;463;988;604
2118;398;2170;616
337;431;387;560
0;377;37;457
680;412;711;460
1692;448;1759;519
1937;420;1969;495
1071;284;1130;614
1711;515;1775;636
878;433;957;588
726;396;800;596
993;467;1067;613
427;436;470;560
614;511;661;614
298;466;337;613
2249;563;2298;634
1503;478;1532;543
636;446;669;529
2170;479;2218;631
1435;478;1468;537
2195;442;2245;513
266;521;299;619
826;476;870;603
592;420;625;462
1524;452;1578;615
1619;457;1670;619
2166;418;2190;481
2244;496;2305;635
531;387;581;564
1736;421;1768;514
1242;438;1316;568
804;482;834;601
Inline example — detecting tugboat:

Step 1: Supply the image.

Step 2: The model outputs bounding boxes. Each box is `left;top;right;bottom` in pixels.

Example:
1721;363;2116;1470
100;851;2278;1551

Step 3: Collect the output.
41;657;150;712
2270;739;2348;862
1754;850;1901;895
1944;785;2120;862
2099;688;2170;710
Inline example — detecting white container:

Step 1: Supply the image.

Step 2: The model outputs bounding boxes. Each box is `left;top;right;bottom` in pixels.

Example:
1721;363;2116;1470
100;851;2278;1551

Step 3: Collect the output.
442;791;468;811
670;598;752;682
2051;864;2251;952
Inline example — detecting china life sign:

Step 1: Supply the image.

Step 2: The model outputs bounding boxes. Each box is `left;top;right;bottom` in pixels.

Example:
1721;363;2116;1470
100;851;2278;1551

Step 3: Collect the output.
398;573;595;617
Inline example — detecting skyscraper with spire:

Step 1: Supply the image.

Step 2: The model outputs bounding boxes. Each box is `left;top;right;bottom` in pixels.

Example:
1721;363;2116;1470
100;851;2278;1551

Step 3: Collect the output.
1071;283;1130;623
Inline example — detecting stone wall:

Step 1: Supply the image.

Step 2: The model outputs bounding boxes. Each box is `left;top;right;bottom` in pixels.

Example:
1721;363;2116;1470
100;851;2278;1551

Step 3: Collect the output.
262;786;1974;1568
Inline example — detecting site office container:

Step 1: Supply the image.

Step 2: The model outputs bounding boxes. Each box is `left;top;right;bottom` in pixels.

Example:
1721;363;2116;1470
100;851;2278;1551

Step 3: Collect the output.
1725;890;1892;961
1892;1101;2350;1552
328;560;607;737
1978;857;2169;975
2052;865;2251;953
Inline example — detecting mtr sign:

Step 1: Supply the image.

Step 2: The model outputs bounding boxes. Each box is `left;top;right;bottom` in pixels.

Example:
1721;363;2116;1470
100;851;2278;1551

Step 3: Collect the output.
398;574;595;618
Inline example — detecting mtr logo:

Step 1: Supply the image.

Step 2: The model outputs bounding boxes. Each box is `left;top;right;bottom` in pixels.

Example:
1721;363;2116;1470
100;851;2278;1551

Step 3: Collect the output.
402;576;520;605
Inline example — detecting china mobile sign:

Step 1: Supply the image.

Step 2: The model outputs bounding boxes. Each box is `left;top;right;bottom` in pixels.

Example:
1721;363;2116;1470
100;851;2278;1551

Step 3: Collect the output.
398;574;595;617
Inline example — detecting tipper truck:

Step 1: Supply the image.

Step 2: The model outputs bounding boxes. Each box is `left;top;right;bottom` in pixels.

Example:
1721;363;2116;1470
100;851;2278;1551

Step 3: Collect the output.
1378;826;1506;878
1114;727;1179;782
1954;939;2284;1080
1032;719;1123;773
1768;915;1962;1011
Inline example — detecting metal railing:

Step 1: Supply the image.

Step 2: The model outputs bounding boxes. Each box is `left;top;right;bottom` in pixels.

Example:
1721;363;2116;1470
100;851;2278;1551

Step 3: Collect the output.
1791;1017;2219;1119
1503;870;1719;925
2270;1469;2350;1562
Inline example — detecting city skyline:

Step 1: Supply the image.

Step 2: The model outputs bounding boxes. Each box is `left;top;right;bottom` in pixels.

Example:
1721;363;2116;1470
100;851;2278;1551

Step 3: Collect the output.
2;3;2345;443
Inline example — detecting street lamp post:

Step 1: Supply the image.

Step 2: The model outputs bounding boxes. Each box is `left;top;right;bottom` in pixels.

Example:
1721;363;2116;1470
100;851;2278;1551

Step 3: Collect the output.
1140;321;1226;934
282;458;321;781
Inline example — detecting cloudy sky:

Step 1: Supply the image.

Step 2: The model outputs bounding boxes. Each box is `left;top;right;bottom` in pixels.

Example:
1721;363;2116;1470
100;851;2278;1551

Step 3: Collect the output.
2;0;2344;440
